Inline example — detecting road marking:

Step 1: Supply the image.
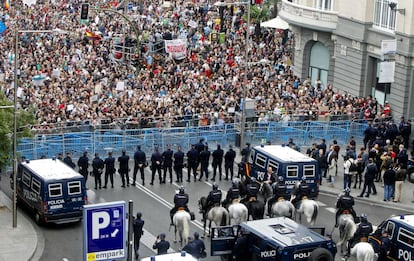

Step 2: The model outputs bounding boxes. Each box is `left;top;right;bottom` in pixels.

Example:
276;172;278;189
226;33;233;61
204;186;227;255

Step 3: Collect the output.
325;207;336;213
317;201;327;207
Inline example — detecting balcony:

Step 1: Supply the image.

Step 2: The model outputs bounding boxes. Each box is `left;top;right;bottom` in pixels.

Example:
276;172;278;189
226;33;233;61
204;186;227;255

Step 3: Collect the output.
278;0;338;32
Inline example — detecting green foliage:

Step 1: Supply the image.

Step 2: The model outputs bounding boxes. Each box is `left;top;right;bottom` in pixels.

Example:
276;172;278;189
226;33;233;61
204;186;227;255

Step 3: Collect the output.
0;93;35;171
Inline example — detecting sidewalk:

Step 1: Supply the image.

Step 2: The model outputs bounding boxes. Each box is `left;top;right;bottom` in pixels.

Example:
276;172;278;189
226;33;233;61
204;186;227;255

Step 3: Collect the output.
0;189;38;261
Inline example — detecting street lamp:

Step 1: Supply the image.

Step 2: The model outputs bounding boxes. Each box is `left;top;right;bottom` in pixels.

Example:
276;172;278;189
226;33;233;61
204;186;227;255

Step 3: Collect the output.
214;1;251;150
12;29;70;227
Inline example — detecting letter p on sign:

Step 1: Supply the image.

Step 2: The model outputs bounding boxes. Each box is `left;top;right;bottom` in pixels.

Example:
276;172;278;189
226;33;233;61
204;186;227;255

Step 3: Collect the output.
92;211;110;239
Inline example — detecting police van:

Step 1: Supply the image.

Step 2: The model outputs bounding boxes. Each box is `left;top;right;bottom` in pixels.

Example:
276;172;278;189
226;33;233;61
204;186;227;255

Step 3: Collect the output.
14;158;87;225
369;215;414;261
211;217;336;261
246;144;319;198
140;252;197;261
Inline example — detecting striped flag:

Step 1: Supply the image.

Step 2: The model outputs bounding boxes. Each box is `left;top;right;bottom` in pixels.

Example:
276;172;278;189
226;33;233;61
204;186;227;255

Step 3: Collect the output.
3;0;10;10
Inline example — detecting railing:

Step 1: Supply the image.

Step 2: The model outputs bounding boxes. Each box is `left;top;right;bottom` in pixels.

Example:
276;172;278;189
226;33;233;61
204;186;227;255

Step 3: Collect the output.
17;120;367;161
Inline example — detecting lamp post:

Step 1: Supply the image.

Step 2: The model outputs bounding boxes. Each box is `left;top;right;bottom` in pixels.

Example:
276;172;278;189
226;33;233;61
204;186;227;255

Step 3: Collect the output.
12;29;70;227
214;1;251;150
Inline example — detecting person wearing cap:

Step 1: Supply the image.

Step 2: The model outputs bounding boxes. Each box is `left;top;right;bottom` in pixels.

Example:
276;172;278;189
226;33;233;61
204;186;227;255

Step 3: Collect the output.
152;233;170;255
133;145;147;186
118;149;130;188
78;151;89;182
150;146;163;185
211;144;224;181
173;146;185;183
206;183;222;211
241;143;251;163
346;213;373;257
133;212;145;259
162;144;174;184
224;145;236;180
182;232;206;259
92;153;104;190
103;151;116;188
63;152;76;169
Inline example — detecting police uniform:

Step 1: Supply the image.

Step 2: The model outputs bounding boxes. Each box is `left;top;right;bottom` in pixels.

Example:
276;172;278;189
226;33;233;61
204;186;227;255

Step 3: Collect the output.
335;193;357;226
199;147;211;181
133;213;144;258
118;151;130;187
92;154;104;189
292;182;311;208
187;146;199;181
162;147;173;183
207;189;222;209
246;182;259;200
133;147;146;186
173;148;184;182
348;220;373;253
150;148;163;185
267;182;288;215
170;191;190;224
223;186;240;207
224;147;236;180
77;152;89;182
212;145;224;181
103;153;115;188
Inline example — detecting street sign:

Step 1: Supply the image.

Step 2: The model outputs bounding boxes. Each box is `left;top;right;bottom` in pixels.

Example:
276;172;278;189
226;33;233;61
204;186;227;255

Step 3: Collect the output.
83;201;126;261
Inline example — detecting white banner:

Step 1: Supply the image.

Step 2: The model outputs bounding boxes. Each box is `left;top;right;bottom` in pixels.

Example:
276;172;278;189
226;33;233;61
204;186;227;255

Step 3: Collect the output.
379;61;395;83
164;39;187;59
381;39;396;56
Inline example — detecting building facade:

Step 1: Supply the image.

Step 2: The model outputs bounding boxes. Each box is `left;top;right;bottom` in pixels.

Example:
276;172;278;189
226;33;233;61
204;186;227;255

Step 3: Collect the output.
279;0;414;119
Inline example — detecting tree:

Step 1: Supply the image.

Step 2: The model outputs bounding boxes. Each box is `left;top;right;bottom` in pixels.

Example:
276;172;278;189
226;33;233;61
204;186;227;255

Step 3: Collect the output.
0;93;34;172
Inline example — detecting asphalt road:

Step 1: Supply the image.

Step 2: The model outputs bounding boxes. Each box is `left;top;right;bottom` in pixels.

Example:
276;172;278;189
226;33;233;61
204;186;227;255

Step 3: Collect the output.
0;167;405;261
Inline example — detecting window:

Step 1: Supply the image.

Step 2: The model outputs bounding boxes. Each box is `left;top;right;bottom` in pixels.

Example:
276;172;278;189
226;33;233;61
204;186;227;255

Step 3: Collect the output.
48;184;63;197
268;160;279;175
373;0;396;31
22;172;31;187
68;181;81;195
398;228;414;248
303;165;315;177
255;154;266;169
286;166;298;178
315;0;332;11
31;179;41;195
385;221;395;237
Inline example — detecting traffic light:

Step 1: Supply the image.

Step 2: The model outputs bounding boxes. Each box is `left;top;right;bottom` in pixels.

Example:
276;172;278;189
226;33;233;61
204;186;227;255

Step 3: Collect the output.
80;3;89;20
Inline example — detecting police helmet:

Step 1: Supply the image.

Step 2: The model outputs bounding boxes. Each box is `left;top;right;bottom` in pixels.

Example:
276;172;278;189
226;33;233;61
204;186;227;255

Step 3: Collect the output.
232;178;240;187
344;187;351;195
212;183;218;191
179;186;185;194
301;176;307;184
250;177;257;183
278;176;284;183
360;213;368;222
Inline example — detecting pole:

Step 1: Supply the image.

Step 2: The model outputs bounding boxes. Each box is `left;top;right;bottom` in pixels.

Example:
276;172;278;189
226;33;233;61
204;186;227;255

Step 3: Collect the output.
240;1;250;151
12;30;18;228
127;200;134;261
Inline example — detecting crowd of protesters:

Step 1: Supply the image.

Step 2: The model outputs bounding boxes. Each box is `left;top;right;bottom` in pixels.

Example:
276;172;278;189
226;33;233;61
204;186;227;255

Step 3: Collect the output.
0;0;397;134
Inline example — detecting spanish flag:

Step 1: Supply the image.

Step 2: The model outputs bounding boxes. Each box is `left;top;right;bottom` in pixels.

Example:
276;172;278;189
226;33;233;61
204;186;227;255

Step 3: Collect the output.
85;29;102;41
3;0;10;10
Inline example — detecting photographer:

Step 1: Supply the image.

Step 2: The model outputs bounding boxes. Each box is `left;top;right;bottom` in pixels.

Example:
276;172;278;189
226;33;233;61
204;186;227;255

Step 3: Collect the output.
153;233;170;255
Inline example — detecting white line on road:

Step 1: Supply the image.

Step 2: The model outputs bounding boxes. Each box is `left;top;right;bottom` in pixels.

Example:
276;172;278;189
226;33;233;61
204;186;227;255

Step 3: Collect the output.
325;207;336;213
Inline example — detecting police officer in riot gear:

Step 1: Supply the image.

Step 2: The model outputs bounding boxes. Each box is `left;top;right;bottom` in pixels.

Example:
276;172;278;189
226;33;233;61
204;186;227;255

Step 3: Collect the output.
245;177;259;203
222;179;240;208
347;213;373;256
267;176;288;216
170;186;190;225
207;183;222;209
335;187;357;227
292;177;311;209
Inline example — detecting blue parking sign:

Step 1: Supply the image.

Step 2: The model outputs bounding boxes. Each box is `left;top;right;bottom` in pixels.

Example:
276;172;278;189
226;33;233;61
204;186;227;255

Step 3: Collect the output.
83;201;126;261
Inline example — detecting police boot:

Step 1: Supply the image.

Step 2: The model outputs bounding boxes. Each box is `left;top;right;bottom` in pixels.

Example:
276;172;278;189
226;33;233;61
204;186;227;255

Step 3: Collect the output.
190;212;195;221
170;214;174;226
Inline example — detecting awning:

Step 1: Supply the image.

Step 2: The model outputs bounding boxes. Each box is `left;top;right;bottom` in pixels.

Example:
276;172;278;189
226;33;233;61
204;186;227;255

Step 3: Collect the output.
260;16;289;30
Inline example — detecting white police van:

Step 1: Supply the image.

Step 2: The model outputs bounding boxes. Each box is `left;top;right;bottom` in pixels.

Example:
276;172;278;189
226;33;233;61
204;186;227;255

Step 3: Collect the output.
14;158;87;224
211;217;336;261
369;215;414;261
246;145;319;198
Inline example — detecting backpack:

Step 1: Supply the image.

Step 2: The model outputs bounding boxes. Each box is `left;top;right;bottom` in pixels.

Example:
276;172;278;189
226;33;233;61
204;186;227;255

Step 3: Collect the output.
349;160;358;172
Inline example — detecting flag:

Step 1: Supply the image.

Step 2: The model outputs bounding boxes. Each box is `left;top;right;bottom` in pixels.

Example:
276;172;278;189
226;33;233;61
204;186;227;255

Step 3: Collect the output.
3;0;10;10
0;21;6;34
85;29;102;41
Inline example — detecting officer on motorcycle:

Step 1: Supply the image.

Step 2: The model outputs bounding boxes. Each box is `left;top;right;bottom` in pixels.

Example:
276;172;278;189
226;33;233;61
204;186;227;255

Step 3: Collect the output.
170;186;190;225
292;176;311;209
346;213;373;256
267;176;288;216
222;179;241;208
335;187;357;227
245;177;259;202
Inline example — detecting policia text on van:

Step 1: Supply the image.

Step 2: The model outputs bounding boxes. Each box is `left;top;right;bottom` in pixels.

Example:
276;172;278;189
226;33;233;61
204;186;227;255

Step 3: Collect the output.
12;158;87;224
